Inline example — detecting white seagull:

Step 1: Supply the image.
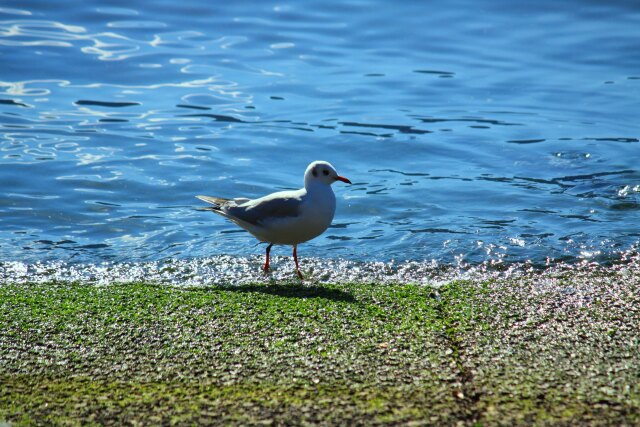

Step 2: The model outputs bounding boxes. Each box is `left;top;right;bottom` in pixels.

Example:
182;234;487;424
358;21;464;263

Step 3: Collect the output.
196;160;351;279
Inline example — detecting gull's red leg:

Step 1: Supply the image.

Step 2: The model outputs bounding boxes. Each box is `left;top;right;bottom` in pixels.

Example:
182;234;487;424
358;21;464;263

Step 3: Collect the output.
263;243;273;273
293;244;303;280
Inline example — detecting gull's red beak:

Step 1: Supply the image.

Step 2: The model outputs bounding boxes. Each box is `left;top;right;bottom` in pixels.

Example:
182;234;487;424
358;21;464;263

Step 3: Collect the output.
335;175;352;184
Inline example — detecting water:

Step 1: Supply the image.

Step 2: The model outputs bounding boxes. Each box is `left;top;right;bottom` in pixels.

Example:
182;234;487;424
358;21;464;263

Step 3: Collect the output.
1;0;639;282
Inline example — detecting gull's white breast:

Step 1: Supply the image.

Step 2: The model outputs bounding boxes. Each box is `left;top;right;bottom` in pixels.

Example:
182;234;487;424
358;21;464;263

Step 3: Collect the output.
252;186;336;245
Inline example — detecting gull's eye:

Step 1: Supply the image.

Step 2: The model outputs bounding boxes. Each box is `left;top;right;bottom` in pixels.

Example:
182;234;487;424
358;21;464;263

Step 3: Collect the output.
322;169;329;176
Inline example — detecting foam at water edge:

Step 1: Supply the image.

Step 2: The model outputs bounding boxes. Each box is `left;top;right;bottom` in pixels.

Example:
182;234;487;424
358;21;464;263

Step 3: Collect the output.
2;250;639;287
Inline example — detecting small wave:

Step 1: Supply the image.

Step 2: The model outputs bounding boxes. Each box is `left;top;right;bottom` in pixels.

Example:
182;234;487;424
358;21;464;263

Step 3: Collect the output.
2;250;639;287
75;100;141;107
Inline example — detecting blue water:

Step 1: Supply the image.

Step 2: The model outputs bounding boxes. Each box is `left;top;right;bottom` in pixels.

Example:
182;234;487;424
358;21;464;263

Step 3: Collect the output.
1;0;639;272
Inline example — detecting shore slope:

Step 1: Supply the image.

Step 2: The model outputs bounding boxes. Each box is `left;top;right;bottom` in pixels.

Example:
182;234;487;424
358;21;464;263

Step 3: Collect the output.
1;274;638;425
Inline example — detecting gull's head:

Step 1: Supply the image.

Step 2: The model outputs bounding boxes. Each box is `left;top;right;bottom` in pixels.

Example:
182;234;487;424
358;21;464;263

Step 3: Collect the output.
304;160;352;188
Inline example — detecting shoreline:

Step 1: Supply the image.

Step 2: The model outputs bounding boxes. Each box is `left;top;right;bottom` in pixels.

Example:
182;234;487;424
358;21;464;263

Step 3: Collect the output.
2;251;639;286
1;272;639;425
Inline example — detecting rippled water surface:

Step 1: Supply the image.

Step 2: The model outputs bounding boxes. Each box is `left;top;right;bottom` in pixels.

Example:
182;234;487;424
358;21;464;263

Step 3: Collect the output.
1;0;639;278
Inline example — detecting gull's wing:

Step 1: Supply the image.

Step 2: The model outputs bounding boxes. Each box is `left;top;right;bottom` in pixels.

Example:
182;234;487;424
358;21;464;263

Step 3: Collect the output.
226;190;305;225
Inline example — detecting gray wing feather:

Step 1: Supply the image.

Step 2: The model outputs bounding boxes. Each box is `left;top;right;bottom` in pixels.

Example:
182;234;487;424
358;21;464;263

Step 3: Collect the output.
227;193;303;225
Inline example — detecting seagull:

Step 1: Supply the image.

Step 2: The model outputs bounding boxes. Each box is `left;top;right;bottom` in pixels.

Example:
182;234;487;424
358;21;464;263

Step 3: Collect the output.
196;160;351;279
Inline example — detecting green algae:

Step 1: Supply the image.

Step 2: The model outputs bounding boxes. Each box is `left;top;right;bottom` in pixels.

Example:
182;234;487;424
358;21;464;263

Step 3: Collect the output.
0;277;638;425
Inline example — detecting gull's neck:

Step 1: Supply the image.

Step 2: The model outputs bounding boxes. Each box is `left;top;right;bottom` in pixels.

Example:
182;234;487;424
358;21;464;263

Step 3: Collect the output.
304;180;333;195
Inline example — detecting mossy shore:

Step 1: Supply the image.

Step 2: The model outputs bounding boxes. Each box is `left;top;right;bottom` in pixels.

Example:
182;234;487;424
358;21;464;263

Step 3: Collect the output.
1;274;639;425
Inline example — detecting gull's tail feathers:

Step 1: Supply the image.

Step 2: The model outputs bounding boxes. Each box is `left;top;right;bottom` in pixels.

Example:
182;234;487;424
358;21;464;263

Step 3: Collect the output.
196;194;263;239
196;195;230;206
195;195;230;213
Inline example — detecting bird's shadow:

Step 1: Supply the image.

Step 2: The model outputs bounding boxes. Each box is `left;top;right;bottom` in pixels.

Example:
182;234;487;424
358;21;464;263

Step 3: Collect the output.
202;281;357;303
